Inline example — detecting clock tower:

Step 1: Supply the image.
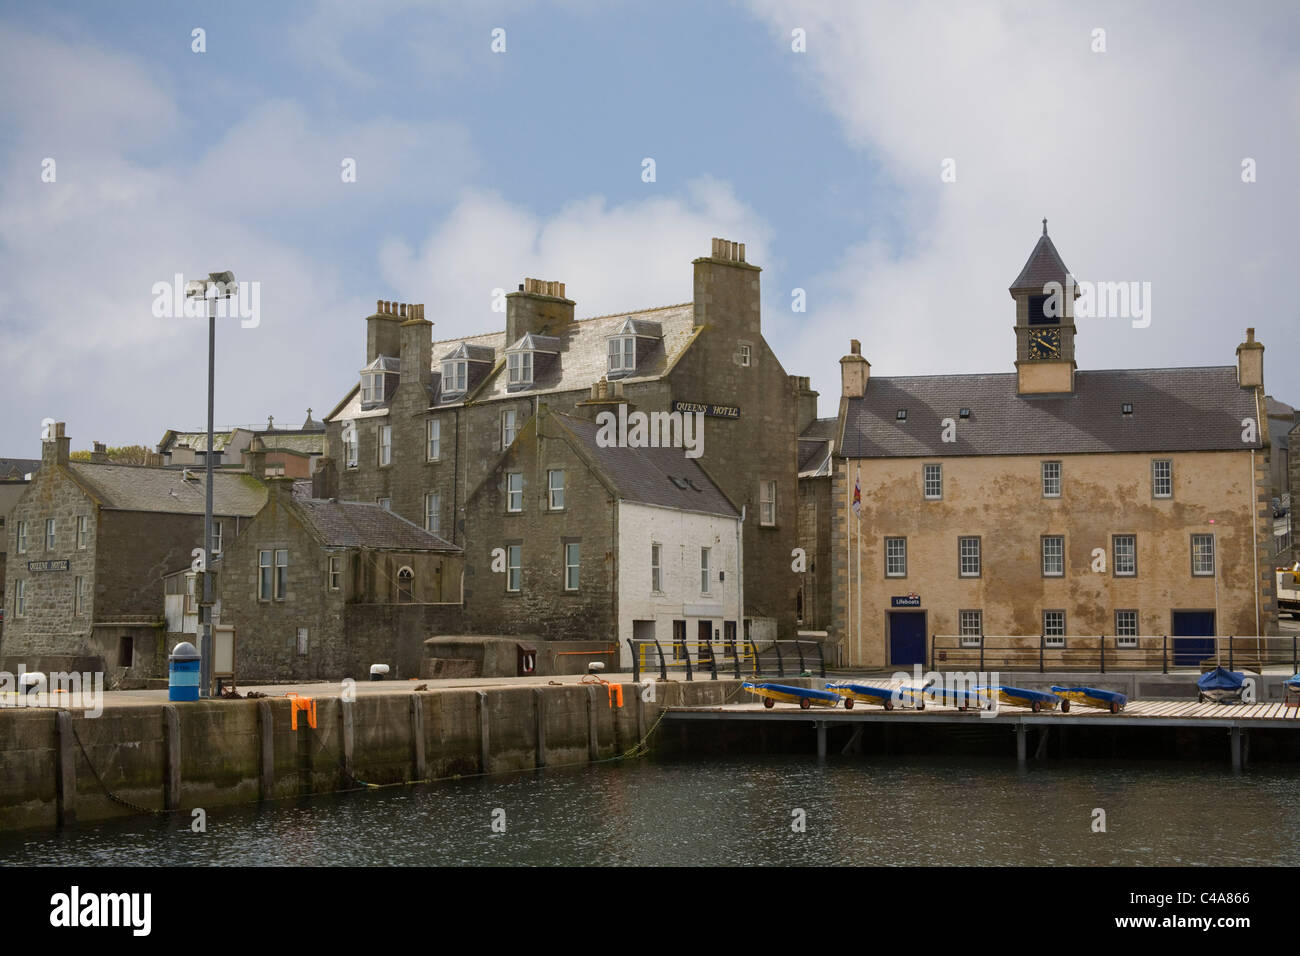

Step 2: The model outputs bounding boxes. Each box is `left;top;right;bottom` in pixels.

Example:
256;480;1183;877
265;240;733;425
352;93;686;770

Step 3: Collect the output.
1012;220;1077;394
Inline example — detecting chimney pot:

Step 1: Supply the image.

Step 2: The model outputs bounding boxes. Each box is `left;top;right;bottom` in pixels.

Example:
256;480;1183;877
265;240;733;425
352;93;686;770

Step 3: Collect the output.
851;339;861;355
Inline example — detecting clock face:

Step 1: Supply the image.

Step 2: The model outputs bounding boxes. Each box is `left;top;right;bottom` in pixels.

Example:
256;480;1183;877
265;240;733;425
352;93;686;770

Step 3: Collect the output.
1028;328;1061;360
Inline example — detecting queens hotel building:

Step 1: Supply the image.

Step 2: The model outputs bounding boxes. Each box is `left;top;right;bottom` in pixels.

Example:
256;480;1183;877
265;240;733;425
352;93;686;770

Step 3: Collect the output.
831;225;1277;669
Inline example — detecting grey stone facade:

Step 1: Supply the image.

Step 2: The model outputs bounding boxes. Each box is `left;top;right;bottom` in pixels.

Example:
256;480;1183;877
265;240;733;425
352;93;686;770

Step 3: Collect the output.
322;238;803;643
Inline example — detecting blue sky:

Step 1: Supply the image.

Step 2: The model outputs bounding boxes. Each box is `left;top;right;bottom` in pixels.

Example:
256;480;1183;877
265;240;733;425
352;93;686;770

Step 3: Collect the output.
1;0;1297;455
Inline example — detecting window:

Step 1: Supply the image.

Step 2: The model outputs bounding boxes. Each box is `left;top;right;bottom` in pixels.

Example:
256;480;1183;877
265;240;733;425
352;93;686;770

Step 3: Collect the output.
923;463;942;499
76;516;89;550
1042;536;1064;577
1192;533;1215;576
885;537;907;577
501;409;518;448
377;497;391;511
45;518;55;550
119;636;133;668
328;555;341;591
739;344;752;367
297;627;310;656
506;544;521;592
700;547;711;594
397;567;414;603
564;543;580;591
74;576;84;616
1041;461;1061;498
442;360;467;394
608;336;636;372
211;521;223;556
959;610;982;647
959;536;981;577
1153;459;1173;498
760;480;777;526
506;473;523;512
1043;610;1065;646
426;419;441;461
1113;534;1136;576
1115;610;1138;647
548;470;565;510
377;424;392;466
275;549;288;599
425;492;440;534
15;580;25;617
651;543;662;593
16;520;26;554
361;371;384;404
507;351;533;385
258;550;272;600
343;428;359;469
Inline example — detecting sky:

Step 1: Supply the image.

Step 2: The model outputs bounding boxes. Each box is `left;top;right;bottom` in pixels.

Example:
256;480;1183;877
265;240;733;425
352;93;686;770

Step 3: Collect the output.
1;0;1297;457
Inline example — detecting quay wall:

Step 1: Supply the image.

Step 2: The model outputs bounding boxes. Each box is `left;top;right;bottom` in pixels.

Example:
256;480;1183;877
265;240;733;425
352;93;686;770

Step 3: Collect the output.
0;678;743;832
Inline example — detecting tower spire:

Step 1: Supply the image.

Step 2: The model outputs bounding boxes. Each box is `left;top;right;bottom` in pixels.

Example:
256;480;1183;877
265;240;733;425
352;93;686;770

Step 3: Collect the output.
1042;217;1048;236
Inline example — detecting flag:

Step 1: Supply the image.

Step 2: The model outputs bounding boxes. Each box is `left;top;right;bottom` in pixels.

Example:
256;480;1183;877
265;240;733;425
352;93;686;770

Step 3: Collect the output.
852;475;861;519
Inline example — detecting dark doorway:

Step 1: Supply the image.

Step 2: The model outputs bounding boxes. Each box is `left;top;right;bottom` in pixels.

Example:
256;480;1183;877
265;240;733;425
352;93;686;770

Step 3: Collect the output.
672;619;686;660
1172;611;1216;666
888;611;927;668
697;620;714;670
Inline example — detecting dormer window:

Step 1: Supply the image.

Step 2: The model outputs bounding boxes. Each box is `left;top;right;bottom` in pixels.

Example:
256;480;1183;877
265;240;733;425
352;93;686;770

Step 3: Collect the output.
609;336;636;373
441;360;467;394
359;356;399;407
606;317;662;378
507;351;533;386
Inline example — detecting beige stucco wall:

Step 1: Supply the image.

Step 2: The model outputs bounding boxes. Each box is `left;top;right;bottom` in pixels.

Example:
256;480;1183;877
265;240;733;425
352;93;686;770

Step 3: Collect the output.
832;449;1275;668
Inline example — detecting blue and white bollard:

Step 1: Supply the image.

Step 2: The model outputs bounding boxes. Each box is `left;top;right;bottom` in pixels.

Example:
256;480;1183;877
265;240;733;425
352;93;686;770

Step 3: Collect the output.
169;642;201;702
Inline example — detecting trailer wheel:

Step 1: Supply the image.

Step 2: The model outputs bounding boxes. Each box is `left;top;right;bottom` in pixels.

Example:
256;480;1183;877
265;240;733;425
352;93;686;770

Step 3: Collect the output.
917;700;926;711
883;699;894;711
763;697;774;709
1110;700;1120;714
1061;700;1070;713
844;697;854;710
1031;700;1042;713
799;697;811;710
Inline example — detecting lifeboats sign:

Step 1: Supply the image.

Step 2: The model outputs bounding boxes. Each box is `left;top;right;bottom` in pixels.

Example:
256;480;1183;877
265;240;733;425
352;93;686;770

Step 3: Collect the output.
27;560;69;572
671;401;740;420
891;594;921;608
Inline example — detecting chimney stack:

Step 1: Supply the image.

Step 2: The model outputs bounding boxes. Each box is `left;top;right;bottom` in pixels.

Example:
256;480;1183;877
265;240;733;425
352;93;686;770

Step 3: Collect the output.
1236;327;1264;389
693;236;761;334
506;279;575;346
90;441;109;464
244;435;267;479
399;302;433;390
366;299;405;364
840;340;870;399
42;422;70;466
790;375;820;435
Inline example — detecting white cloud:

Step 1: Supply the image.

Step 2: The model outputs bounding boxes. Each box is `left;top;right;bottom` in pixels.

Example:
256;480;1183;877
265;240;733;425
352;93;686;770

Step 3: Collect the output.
377;176;773;332
743;1;1300;414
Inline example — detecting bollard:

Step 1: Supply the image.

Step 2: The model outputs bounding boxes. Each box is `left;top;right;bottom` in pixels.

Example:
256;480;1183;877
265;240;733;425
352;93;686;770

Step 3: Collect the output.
168;641;201;702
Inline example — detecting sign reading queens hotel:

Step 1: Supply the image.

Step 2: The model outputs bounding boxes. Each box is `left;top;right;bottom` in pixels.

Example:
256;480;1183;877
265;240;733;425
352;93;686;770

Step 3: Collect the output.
671;401;741;419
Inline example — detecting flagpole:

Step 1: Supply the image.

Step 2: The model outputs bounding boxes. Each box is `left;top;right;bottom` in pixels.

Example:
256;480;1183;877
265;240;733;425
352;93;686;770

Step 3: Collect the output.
855;463;862;667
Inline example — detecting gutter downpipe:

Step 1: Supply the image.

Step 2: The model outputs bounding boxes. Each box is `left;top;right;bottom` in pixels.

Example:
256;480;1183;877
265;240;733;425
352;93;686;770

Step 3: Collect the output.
736;504;745;663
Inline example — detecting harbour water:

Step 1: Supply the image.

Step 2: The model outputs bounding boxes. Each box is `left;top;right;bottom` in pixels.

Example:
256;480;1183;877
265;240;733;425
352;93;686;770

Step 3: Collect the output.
4;755;1297;866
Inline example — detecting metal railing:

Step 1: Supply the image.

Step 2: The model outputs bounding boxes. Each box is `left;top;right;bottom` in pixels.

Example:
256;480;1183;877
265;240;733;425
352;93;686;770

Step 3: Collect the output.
929;633;1300;674
626;637;825;682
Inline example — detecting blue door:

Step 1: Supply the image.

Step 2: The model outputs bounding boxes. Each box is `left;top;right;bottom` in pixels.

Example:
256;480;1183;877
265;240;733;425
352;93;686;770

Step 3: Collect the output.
1172;611;1215;666
889;612;927;668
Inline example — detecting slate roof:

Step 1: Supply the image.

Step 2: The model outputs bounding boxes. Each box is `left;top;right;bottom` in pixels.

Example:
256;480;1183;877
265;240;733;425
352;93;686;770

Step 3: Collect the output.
293;498;459;551
158;428;246;453
798;439;833;477
840;367;1262;459
0;458;40;480
328;303;696;423
1009;229;1072;293
66;462;268;515
552;412;739;518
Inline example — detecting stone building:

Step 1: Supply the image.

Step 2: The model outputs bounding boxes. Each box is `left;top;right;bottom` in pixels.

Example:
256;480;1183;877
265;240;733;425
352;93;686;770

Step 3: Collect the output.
158;411;327;475
1;423;266;682
793;377;835;632
0;457;40;641
830;226;1278;669
215;475;463;682
320;237;803;645
460;406;741;667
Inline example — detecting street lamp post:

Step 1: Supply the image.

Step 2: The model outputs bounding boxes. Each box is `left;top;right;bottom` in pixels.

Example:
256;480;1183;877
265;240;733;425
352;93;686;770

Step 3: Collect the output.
184;271;236;698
